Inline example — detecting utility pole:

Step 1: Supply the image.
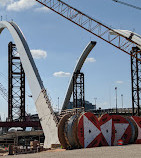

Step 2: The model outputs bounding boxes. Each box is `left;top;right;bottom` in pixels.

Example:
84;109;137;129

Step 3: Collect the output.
27;104;28;114
121;94;123;109
115;87;117;113
58;97;59;113
94;98;97;109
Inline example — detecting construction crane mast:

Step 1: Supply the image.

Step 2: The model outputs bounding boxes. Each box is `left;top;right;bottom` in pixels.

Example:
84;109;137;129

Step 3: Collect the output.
35;0;141;60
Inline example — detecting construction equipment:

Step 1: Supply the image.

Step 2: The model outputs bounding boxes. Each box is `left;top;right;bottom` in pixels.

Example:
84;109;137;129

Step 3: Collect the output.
73;71;85;109
35;0;141;60
35;0;141;115
58;112;141;149
8;42;25;121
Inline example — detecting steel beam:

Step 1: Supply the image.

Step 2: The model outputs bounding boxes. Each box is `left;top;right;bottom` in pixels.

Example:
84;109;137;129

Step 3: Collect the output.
8;42;25;121
0;121;41;128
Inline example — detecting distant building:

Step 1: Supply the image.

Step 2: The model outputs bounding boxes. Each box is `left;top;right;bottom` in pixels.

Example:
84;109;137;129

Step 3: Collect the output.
68;100;96;111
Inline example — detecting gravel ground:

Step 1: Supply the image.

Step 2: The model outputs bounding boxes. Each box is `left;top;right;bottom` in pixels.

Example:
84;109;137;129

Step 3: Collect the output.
4;144;141;158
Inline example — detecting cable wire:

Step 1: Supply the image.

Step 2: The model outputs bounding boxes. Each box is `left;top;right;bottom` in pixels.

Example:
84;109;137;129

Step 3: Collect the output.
112;0;141;10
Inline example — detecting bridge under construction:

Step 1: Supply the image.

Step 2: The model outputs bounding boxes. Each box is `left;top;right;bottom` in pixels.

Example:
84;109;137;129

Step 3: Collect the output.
0;0;141;155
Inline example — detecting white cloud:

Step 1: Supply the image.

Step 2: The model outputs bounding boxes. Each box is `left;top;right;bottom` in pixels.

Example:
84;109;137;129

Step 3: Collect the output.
35;6;50;12
85;57;96;63
30;49;47;59
7;0;36;11
0;0;13;7
53;71;71;77
116;81;124;84
0;0;50;12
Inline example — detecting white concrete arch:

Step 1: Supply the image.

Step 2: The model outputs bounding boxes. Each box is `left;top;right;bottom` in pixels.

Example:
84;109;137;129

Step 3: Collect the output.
0;21;59;148
62;41;96;110
0;21;43;101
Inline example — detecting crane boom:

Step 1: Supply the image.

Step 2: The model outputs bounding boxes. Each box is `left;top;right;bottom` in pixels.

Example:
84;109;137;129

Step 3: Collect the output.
35;0;141;60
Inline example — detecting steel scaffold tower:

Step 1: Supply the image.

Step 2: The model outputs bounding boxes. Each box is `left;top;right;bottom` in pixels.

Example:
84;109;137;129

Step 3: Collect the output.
131;47;141;116
73;71;85;109
8;42;25;121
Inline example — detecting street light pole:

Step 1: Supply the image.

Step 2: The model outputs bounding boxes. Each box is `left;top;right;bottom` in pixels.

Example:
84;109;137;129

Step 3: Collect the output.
94;98;97;109
58;97;59;113
94;98;97;105
121;94;123;109
115;87;117;113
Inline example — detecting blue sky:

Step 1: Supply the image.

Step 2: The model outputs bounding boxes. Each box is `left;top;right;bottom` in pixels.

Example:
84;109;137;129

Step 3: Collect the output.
0;0;140;120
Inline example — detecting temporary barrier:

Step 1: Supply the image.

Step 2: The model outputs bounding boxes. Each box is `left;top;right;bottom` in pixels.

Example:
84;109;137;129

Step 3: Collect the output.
117;139;124;146
77;112;101;148
112;115;132;145
99;114;115;146
131;116;141;144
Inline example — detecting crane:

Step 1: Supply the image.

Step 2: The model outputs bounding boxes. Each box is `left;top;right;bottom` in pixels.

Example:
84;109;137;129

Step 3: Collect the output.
35;0;141;61
35;0;141;115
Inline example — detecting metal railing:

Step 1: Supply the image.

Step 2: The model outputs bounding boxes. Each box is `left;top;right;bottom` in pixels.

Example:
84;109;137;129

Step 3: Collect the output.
42;88;59;125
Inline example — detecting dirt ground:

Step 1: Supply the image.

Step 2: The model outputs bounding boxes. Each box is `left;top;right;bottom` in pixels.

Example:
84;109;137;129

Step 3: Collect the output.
3;144;141;158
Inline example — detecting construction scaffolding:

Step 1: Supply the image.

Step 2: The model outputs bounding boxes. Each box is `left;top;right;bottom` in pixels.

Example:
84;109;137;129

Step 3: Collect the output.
8;42;25;121
131;47;141;116
73;71;85;109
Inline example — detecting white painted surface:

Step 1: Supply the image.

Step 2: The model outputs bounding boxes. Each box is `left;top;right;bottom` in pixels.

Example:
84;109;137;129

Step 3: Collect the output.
0;21;59;148
110;29;141;50
36;91;59;148
136;124;141;140
83;115;101;148
0;21;43;101
114;123;129;145
62;41;96;110
100;119;112;146
132;117;141;141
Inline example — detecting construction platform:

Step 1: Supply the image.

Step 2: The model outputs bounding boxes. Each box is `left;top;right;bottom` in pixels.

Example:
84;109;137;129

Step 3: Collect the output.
0;131;44;146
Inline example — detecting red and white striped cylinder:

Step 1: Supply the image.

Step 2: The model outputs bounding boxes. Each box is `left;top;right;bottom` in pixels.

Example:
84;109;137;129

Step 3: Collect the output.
117;139;124;146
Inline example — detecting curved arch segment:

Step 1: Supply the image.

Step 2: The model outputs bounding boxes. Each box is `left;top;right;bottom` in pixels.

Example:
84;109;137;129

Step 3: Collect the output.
0;21;59;148
0;21;43;101
62;41;96;110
